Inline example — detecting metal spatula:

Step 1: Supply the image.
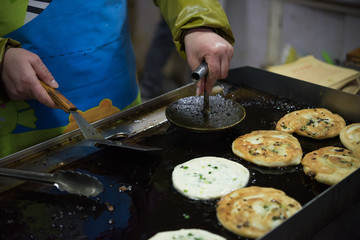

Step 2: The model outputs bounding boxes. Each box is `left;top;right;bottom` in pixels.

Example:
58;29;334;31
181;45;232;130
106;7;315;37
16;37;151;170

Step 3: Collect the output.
0;167;103;197
40;81;103;140
40;81;161;151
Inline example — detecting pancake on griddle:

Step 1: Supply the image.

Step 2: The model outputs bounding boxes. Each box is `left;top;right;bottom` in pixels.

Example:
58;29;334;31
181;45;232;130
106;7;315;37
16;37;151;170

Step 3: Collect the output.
148;228;226;240
216;186;301;239
301;146;360;185
276;108;346;139
172;156;249;200
340;123;360;157
232;130;302;167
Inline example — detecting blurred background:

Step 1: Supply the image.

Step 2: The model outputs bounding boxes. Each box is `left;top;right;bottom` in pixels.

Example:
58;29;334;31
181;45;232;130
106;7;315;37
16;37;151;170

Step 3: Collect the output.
128;0;360;98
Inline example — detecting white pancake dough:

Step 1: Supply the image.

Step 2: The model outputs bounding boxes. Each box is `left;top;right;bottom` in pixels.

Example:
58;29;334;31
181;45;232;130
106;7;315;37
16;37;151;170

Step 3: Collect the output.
172;156;250;200
148;228;226;240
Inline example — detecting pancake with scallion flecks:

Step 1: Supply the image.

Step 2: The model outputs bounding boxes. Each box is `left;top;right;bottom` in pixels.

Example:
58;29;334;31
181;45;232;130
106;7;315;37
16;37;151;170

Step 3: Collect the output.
301;146;360;185
216;186;301;239
232;130;302;167
340;123;360;157
172;156;249;200
276;108;346;139
148;228;226;240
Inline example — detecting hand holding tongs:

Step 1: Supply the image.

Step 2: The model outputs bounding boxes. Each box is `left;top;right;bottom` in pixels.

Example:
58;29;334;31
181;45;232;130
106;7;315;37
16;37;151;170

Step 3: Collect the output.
40;81;161;151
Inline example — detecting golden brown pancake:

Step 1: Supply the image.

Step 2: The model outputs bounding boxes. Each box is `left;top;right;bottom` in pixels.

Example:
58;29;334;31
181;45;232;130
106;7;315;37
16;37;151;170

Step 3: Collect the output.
301;146;360;185
216;186;301;239
232;130;303;167
276;108;346;139
340;123;360;158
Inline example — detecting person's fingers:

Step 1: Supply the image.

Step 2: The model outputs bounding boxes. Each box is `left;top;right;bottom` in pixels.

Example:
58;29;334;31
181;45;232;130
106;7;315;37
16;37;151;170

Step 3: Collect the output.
184;28;234;95
204;43;233;93
1;48;59;108
204;57;220;94
3;62;36;100
8;70;58;108
219;54;231;79
33;81;59;108
196;80;205;96
30;54;59;88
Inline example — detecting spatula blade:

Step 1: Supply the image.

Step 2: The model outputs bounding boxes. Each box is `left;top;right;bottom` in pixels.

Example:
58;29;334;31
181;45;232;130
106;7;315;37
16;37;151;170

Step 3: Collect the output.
71;111;104;140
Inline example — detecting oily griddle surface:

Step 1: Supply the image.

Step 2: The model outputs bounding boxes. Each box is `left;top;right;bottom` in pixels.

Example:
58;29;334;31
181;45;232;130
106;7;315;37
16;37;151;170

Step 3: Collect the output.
0;87;347;240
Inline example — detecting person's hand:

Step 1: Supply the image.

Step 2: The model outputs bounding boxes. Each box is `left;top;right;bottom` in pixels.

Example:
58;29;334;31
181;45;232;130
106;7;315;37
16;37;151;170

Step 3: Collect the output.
184;27;234;95
1;48;59;108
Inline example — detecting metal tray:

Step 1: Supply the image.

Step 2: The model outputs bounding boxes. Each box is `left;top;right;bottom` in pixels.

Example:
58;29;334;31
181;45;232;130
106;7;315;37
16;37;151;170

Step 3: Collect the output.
0;67;359;240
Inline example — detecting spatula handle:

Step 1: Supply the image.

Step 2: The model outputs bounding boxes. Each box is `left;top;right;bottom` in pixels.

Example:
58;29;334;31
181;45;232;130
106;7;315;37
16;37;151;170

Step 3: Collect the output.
40;81;77;113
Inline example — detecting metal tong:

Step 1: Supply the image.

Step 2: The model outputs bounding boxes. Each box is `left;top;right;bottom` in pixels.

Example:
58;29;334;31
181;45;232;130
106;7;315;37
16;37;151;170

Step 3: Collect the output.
0;167;103;197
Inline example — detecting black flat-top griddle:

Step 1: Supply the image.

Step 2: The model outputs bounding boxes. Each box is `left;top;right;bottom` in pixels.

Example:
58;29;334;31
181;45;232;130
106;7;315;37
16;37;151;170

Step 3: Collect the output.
0;67;359;240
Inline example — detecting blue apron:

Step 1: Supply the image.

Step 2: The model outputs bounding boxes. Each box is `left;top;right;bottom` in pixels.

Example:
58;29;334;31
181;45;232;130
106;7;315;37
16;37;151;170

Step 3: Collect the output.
1;0;139;157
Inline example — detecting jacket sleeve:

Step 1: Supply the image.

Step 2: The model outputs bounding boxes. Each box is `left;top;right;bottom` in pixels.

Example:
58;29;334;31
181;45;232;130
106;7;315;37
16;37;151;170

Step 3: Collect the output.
0;37;21;66
0;37;21;104
154;0;235;59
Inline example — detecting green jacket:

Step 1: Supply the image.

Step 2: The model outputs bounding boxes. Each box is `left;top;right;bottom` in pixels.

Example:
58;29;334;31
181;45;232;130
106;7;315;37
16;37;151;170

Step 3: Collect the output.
0;37;21;104
0;0;234;63
155;0;235;59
